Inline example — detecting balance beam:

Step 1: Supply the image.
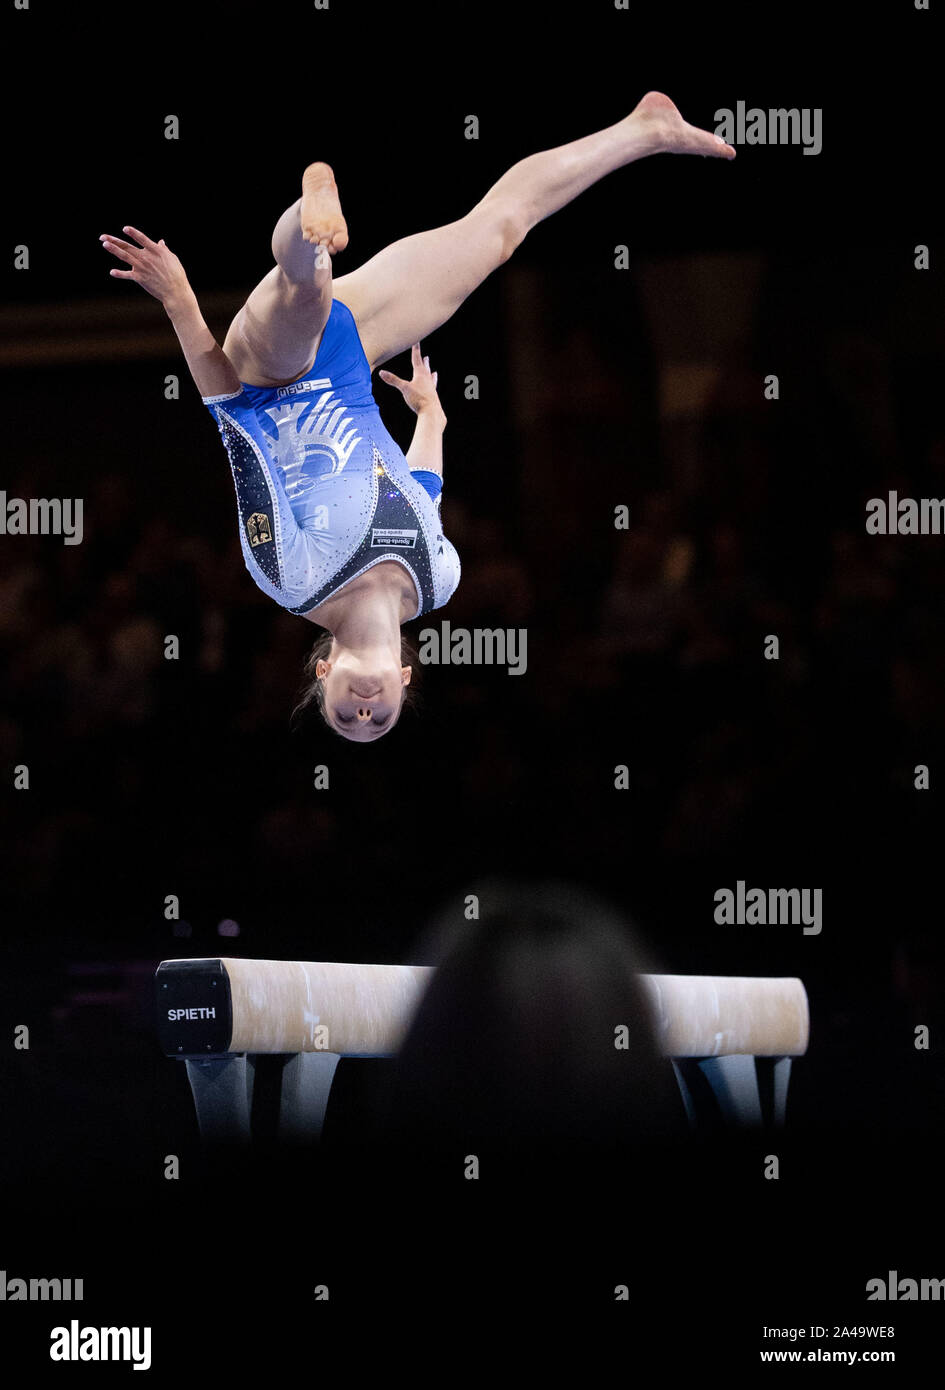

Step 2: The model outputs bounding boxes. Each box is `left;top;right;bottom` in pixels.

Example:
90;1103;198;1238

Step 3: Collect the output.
157;957;808;1058
155;958;809;1138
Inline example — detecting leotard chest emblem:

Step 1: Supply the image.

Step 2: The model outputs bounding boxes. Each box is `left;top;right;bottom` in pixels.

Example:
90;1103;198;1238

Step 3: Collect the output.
264;392;362;495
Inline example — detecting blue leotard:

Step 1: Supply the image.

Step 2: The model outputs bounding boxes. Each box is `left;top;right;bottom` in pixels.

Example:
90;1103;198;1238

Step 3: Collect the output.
202;298;460;618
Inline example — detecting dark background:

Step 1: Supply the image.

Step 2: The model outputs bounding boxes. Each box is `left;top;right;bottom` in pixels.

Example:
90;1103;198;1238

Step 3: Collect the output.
1;0;943;1369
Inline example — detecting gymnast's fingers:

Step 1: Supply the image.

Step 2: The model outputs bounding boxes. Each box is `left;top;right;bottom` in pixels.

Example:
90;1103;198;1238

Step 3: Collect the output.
377;368;406;390
109;268;137;280
99;234;139;256
122;225;159;250
101;239;138;265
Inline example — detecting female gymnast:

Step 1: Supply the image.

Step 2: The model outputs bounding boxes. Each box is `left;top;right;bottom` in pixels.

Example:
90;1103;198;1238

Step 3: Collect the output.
101;92;734;741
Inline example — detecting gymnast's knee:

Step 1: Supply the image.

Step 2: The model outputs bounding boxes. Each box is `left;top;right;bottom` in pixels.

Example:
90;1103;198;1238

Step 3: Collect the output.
481;197;530;265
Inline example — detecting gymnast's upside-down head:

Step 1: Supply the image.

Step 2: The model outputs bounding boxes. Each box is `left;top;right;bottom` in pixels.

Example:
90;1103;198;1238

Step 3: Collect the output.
294;631;416;740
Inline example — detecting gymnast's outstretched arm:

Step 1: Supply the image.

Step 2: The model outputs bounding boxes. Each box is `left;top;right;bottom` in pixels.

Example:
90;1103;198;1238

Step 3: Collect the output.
100;226;241;400
379;342;447;477
100;224;328;610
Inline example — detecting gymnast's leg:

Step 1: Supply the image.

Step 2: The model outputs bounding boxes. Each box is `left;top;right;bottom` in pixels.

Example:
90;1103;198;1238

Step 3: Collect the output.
333;92;735;373
222;163;349;388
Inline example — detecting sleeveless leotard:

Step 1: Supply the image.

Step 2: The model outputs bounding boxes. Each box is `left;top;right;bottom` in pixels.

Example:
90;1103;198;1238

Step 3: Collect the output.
202;298;460;618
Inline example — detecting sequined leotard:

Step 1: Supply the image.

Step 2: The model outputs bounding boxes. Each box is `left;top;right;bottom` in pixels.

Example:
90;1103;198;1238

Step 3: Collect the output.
202;297;461;618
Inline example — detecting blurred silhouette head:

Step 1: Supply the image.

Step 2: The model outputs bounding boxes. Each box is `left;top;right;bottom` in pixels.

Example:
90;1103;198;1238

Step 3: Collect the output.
381;880;685;1161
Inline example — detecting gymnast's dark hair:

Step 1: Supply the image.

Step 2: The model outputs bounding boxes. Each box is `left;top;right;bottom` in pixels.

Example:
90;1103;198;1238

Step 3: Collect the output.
291;630;421;732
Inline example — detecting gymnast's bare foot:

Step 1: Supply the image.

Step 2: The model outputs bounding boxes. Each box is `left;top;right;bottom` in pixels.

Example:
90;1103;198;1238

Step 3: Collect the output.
628;91;736;160
301;162;349;257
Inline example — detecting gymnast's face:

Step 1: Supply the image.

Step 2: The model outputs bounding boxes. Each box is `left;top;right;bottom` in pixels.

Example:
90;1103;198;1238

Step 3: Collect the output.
315;651;412;741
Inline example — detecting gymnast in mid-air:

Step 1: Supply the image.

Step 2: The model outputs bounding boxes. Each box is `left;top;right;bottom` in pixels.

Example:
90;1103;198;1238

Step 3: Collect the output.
101;93;734;741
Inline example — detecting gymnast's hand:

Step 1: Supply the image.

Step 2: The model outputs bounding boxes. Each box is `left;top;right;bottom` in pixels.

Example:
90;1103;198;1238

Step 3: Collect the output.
99;227;194;313
378;343;445;424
